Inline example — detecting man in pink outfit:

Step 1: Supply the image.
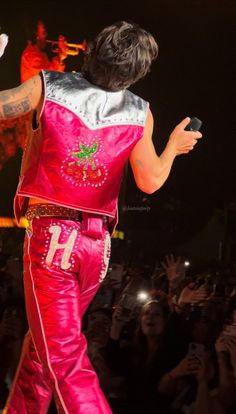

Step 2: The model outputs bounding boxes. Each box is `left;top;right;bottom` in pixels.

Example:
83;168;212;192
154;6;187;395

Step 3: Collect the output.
0;21;202;413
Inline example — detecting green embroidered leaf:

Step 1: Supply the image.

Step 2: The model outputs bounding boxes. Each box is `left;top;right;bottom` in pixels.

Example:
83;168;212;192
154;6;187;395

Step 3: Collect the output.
80;143;88;151
88;143;98;154
72;141;99;170
72;151;84;159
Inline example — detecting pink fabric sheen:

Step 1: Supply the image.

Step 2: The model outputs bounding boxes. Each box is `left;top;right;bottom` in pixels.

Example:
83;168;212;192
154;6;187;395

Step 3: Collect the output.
15;101;144;228
4;217;112;414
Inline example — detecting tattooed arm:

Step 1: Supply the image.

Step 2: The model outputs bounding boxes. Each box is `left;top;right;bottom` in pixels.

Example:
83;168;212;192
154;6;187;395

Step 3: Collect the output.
129;109;202;194
0;75;42;119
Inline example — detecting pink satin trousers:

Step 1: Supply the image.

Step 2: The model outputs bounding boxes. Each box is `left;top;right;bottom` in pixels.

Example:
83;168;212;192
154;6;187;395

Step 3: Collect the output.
4;215;112;414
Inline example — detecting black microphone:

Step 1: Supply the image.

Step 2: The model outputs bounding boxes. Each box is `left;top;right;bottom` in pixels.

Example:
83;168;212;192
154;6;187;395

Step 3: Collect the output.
185;117;202;131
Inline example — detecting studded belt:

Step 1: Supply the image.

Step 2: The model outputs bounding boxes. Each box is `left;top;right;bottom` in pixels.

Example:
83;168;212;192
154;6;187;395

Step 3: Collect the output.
25;204;83;221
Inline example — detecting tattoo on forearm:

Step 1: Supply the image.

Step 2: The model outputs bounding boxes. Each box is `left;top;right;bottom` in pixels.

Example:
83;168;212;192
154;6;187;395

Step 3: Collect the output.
0;91;13;102
2;98;31;118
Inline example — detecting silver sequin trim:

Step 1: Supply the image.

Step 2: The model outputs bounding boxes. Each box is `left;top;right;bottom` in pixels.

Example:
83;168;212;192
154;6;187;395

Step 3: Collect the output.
42;70;149;130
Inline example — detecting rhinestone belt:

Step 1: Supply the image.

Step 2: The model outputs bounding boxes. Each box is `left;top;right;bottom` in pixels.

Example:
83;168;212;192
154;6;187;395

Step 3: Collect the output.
25;204;83;221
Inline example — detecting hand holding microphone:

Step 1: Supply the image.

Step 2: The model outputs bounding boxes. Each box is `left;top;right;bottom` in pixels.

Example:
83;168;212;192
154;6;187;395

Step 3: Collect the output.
185;117;202;132
169;116;203;156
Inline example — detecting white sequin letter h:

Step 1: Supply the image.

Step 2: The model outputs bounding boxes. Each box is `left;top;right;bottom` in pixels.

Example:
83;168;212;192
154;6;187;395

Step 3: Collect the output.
45;225;77;270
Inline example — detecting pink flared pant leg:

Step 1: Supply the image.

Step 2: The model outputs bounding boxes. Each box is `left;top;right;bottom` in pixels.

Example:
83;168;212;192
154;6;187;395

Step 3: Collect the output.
4;216;112;414
3;331;52;414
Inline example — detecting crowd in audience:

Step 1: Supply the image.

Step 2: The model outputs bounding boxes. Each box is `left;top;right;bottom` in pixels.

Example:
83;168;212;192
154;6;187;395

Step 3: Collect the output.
0;229;236;413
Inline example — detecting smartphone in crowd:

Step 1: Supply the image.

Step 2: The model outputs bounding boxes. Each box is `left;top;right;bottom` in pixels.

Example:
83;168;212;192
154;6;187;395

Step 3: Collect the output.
117;293;137;321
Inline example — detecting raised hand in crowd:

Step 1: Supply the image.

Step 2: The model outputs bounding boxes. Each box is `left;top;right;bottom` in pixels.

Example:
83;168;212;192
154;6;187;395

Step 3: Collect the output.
0;33;8;58
194;353;213;414
215;334;236;411
194;353;211;383
172;353;201;377
178;282;209;307
161;254;186;290
158;352;201;395
109;306;130;340
216;334;236;381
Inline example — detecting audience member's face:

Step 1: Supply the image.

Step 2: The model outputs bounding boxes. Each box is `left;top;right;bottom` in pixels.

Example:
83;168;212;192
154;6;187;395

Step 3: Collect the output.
141;303;165;337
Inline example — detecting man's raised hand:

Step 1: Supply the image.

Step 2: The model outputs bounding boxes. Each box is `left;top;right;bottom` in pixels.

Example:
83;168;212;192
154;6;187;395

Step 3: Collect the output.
0;33;8;58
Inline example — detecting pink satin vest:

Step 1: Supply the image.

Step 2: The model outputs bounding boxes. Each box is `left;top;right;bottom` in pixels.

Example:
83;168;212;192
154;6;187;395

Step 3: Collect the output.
14;70;148;231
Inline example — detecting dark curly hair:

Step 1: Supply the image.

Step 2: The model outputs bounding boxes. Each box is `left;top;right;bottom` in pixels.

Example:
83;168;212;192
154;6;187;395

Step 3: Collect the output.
82;20;158;91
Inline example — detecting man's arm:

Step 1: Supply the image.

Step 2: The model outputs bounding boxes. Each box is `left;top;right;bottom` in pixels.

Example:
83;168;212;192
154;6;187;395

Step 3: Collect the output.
129;109;202;194
0;75;42;120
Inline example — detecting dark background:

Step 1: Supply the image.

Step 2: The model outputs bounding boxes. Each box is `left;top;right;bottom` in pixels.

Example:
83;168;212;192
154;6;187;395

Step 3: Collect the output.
0;0;236;264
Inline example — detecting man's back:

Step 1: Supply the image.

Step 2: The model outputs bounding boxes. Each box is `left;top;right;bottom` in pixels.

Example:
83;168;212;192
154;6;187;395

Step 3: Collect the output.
15;70;148;231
